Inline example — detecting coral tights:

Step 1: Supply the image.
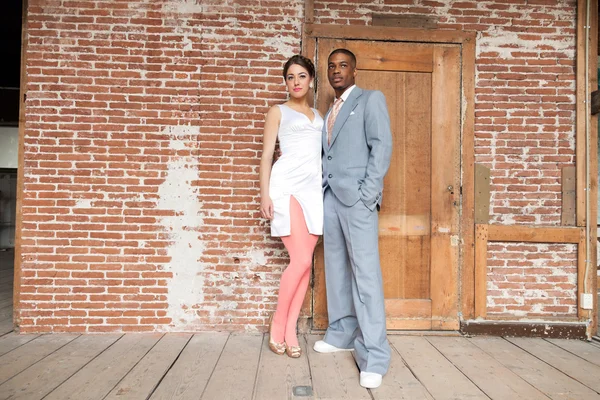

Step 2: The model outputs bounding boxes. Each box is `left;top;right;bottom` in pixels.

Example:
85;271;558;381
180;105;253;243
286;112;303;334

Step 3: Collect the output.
271;196;319;347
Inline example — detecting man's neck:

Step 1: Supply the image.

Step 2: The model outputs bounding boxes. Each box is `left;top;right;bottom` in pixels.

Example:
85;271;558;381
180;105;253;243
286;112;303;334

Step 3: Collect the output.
335;84;355;99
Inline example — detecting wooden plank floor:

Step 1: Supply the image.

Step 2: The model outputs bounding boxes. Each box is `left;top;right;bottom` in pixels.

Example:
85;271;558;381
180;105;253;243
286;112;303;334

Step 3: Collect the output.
0;333;598;399
0;253;599;398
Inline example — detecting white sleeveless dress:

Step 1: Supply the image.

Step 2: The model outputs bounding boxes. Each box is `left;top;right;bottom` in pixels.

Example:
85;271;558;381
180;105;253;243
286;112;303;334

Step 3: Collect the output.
269;104;324;237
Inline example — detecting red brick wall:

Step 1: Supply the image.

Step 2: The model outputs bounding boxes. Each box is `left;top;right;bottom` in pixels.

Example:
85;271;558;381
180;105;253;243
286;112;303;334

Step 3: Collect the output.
19;0;579;333
20;0;304;333
313;0;578;318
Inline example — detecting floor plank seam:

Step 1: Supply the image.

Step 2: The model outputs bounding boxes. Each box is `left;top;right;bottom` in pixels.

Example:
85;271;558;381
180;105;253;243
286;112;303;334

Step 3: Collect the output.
543;337;600;366
250;333;266;400
0;328;14;339
467;338;551;399
0;333;81;386
199;332;230;400
303;335;317;399
423;337;493;400
466;337;553;400
388;340;436;400
0;333;40;357
503;337;600;396
145;333;194;400
41;334;125;400
347;344;374;400
98;333;166;400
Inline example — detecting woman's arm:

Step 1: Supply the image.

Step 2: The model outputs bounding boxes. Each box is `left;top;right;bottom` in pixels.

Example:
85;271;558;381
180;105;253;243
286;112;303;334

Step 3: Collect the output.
259;105;281;219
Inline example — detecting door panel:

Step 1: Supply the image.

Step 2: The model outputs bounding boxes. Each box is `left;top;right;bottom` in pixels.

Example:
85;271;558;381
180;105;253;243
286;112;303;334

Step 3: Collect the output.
313;39;461;330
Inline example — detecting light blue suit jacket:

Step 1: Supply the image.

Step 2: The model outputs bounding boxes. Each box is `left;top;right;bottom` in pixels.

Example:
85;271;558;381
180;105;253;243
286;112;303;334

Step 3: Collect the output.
322;87;393;211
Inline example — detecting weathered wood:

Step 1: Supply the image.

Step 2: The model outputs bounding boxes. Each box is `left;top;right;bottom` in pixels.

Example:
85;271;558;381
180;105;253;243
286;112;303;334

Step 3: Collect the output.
305;24;476;44
201;334;262;400
0;333;39;357
586;0;598;337
45;334;162;400
363;67;433;328
149;332;229;400
386;319;432;330
507;337;600;393
592;90;600;114
312;37;345;330
0;334;597;397
474;164;490;224
470;336;600;400
561;166;577;226
312;240;328;330
0;306;11;320
461;321;587;339
371;344;433;400
254;335;312;400
474;224;488;318
372;14;438;29
487;225;582;243
311;27;472;332
299;33;317;327
0;334;78;384
389;336;488;400
578;229;587;320
460;37;477;321
430;45;461;330
0;318;13;336
385;299;431;318
304;0;314;24
13;0;28;329
349;41;435;72
306;335;370;399
427;336;548;399
0;335;119;400
104;334;191;400
547;338;600;368
576;0;586;227
376;69;432;326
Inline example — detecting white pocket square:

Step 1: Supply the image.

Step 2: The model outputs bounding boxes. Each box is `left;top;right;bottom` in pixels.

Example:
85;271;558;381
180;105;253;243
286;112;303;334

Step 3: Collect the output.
350;111;355;115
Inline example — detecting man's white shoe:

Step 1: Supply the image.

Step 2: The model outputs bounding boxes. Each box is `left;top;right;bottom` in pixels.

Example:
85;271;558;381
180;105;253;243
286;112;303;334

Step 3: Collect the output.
359;372;382;389
313;340;353;353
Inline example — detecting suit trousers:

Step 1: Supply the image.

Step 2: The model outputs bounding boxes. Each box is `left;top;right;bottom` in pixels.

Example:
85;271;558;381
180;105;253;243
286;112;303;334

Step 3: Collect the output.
322;187;391;375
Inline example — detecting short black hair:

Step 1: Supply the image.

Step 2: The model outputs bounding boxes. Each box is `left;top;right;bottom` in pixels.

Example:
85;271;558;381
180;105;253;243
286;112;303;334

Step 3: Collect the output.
328;49;356;68
282;55;315;78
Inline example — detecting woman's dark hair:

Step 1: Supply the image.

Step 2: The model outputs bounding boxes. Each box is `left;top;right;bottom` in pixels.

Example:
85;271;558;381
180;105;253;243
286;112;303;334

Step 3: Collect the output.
282;55;315;78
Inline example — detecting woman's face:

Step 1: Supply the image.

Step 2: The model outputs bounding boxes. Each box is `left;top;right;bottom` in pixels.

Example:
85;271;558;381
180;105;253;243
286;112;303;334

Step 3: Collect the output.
285;64;313;99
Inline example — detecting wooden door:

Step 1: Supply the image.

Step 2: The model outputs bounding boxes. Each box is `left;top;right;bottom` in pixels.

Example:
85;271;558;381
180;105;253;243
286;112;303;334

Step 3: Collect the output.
313;39;461;330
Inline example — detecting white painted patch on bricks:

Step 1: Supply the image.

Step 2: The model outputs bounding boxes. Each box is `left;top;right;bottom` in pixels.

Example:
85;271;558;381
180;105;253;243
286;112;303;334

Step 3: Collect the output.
476;26;575;59
75;199;92;208
486;242;577;317
157;125;205;331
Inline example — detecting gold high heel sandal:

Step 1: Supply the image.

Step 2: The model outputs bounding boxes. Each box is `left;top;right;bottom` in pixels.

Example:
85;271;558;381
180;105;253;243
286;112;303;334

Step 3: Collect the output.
285;342;302;358
268;314;286;355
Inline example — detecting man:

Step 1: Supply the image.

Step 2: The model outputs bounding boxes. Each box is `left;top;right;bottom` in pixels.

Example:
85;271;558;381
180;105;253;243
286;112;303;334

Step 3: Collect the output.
313;48;392;389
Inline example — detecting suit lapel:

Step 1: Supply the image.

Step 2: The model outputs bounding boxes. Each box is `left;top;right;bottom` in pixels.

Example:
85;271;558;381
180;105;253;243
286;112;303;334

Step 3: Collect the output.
329;87;362;148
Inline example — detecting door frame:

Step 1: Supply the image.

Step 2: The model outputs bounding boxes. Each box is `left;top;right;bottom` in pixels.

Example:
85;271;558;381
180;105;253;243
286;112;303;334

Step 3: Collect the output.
302;24;477;327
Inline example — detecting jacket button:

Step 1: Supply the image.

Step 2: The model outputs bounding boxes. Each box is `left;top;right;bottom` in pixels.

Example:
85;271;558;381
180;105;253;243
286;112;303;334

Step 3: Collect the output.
328;174;333;178
327;156;332;160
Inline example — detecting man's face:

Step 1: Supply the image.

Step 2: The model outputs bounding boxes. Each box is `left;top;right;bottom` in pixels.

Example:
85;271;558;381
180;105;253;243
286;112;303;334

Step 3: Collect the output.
327;52;356;93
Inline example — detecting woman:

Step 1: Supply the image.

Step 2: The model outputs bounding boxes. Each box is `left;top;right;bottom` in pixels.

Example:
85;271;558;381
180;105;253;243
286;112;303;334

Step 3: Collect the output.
259;55;323;358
